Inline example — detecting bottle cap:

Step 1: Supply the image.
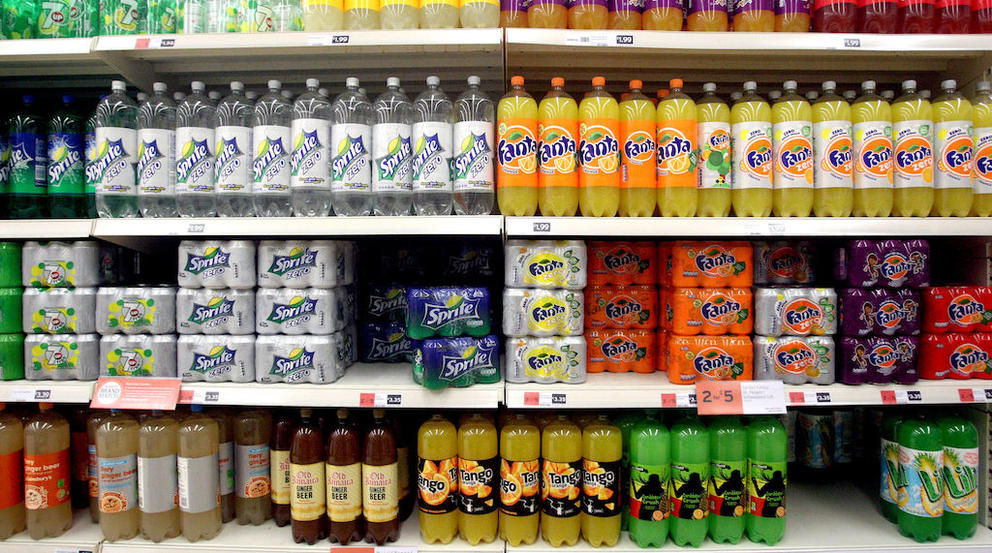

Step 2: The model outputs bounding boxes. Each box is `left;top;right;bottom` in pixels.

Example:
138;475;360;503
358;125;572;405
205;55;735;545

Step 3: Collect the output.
208;91;220;100
268;79;281;90
153;82;168;93
551;77;564;88
902;79;916;91
337;408;349;419
426;75;440;87
22;94;34;104
467;75;480;86
768;90;781;100
373;408;385;418
191;81;205;92
39;402;53;410
670;78;683;89
592;76;605;87
941;79;957;91
112;80;127;91
979;81;992;93
307;78;319;89
629;79;643;90
300;408;313;419
921;90;931;99
702;82;716;93
862;80;876;91
783;80;797;91
511;75;525;86
387;76;400;88
191;405;204;413
743;81;757;91
231;81;244;91
62;95;74;105
318;88;329;97
657;89;669;98
821;81;836;92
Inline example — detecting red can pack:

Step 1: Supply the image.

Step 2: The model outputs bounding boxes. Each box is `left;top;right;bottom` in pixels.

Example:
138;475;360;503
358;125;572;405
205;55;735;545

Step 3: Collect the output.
589;241;657;286
586;285;658;330
918;333;992;380
922;286;992;333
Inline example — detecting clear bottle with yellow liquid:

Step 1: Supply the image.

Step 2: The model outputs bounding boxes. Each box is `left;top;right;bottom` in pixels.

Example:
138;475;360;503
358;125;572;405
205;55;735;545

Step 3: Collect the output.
619;80;657;217
458;413;498;545
178;405;222;542
852;80;894;217
581;415;622;547
932;79;974;217
138;411;180;542
697;82;732;217
971;81;992;216
657;78;699;217
731;81;773;217
892;80;935;217
771;81;814;217
86;410;109;523
579;77;621;217
0;404;25;540
812;81;854;217
97;411;140;541
542;414;582;546
24;404;73;539
539;78;580;217
500;413;541;546
418;414;459;544
497;76;539;217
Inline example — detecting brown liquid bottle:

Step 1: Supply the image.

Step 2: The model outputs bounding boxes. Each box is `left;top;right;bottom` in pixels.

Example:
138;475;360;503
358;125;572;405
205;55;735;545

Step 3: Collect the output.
271;410;297;527
24;403;73;539
68;407;90;509
86;410;110;522
363;409;400;545
0;403;25;540
394;414;413;522
327;408;364;544
291;408;327;544
234;409;272;525
210;409;235;523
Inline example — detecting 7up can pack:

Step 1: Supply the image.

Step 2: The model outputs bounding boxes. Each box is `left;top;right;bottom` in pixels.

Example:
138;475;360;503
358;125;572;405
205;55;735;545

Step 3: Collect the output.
22;241;100;288
37;0;85;38
257;240;336;288
177;288;255;335
101;0;146;35
23;288;96;335
177;240;256;289
100;334;177;377
24;334;98;381
179;335;255;383
505;240;587;290
96;286;177;335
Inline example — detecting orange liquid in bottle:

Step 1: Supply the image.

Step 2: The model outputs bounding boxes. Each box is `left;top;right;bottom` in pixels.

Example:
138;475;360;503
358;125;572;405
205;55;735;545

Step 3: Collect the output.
688;0;729;29
529;0;568;26
643;0;684;29
734;0;775;30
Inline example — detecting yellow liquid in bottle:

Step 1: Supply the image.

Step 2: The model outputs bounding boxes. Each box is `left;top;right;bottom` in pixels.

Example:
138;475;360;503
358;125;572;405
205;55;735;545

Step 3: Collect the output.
891;84;934;217
771;83;814;217
619;84;657;217
932;82;974;217
852;85;894;217
528;0;567;27
497;81;539;217
812;85;854;216
418;414;459;544
86;411;109;523
580;416;622;547
139;412;180;542
499;414;541;546
657;81;699;217
0;406;25;539
579;80;621;217
98;412;140;541
541;415;582;547
179;410;222;542
697;84;732;217
539;82;580;216
458;414;498;544
234;409;272;525
731;85;773;217
971;84;992;216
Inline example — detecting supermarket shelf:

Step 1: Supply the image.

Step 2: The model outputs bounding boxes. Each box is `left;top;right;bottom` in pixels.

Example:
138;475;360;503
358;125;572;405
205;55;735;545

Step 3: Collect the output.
0;511;102;553
0;219;94;240
0;37;114;90
0;379;95;403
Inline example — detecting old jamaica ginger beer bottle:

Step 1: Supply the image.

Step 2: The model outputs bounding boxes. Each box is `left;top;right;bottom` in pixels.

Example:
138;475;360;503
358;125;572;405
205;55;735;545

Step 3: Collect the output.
418;414;459;544
499;414;540;546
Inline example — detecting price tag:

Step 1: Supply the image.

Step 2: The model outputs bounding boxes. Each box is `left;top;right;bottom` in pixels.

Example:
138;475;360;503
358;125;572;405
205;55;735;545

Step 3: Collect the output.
9;387;39;402
697;380;786;415
523;391;567;407
177;388;221;405
187;223;205;233
566;33;611;47
90;377;181;410
359;392;402;408
660;392;696;408
532;221;551;233
788;391;831;405
376;547;417;553
56;549;93;553
134;37;174;49
958;388;992;403
880;389;923;405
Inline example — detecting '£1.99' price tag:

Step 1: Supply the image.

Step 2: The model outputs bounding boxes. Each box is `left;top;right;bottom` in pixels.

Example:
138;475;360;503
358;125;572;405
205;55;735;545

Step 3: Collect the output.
696;380;786;416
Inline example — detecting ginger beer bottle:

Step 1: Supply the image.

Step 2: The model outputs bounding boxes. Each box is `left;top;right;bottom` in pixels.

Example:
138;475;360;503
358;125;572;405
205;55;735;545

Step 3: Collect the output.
178;405;221;542
24;404;73;539
327;409;363;544
271;411;297;526
138;411;180;542
234;409;272;525
418;414;459;544
458;413;498;544
499;413;540;546
364;409;400;545
97;411;139;541
291;408;327;544
0;404;25;539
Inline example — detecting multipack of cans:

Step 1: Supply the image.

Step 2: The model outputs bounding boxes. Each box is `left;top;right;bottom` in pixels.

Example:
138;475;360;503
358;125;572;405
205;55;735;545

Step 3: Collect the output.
661;241;754;288
22;241;100;289
362;284;412;363
837;336;919;385
0;242;21;380
754;336;835;385
835;239;930;289
24;334;99;381
255;329;357;384
257;240;356;288
178;335;255;382
99;334;178;377
177;240;256;289
918;285;992;380
753;241;816;285
97;286;177;335
177;288;254;335
413;334;501;389
753;282;838;385
505;240;587;290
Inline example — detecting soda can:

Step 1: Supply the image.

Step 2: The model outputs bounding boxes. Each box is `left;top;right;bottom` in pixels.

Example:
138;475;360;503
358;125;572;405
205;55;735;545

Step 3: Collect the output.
664;287;753;336
922;286;991;334
505;336;587;384
334;324;358;371
22;287;96;335
0;333;24;380
365;285;407;323
585;285;657;330
904;239;930;288
255;334;339;384
896;289;921;336
797;411;834;471
656;327;669;372
586;329;655;374
177;288;255;335
918;333;992;380
838;288;905;337
504;240;587;290
502;288;583;337
754;287;837;337
588;241;657;286
412;335;500;390
335;284;357;331
361;321;414;363
754;335;835;385
0;288;23;334
257;240;336;289
99;334;178;377
178;335;256;383
666;335;753;385
440;243;497;281
0;242;22;288
22;240;100;288
24;334;99;381
668;241;753;288
892;336;919;384
96;286;177;335
406;287;492;339
256;288;337;335
177;240;256;289
334;241;357;286
753;241;815;285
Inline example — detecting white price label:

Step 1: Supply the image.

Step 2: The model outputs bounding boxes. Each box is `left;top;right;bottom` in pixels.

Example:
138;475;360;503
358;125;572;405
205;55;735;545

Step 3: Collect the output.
697;380;786;415
9;388;37;402
376;547;417;553
360;392;402;408
566;33;611;47
523;391;566;407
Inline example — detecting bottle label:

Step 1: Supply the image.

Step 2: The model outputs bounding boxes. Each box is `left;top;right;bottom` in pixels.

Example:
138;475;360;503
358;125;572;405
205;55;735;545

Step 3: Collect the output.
252;125;291;194
92;127;137;195
621;118;656;189
942;446;978;515
47;131;84;195
880;438;900;505
853;121;893;190
0;137;10;189
459;455;498;515
500;458;539;517
539;119;578;184
138;454;177;514
453;121;494;193
899;446;944;517
732;121;773;189
398;446;410;500
9;132;46;194
88;444;98;498
84;131;96;195
657;119;698;188
418;456;459;515
773;120;814;189
215;126;251;195
629;462;669;521
412;121;453;191
670;461;708;520
98;453;137;513
497;117;538;186
373;123;413;193
747;459;787;518
219;441;233;496
542;459;582;518
973;126;992;193
271;449;291;504
698;121;732;190
688;0;729;13
893;119;933;189
326;461;362;522
813;120;853;189
176;126;215;195
137;128;176;197
178;453;220;514
581;458;620;517
291;461;326;521
236;444;270;499
0;449;23;510
935;120;974;189
331;123;372;193
579;118;620;179
363;462;399;523
734;0;774;11
645;0;684;9
708;459;746;517
24;448;70;510
291;118;331;190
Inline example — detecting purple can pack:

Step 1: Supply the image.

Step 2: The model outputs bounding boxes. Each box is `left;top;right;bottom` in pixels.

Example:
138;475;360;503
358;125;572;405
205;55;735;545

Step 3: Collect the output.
610;0;645;13
643;0;683;10
905;239;930;288
688;0;728;14
840;336;901;384
893;336;919;384
839;288;914;337
896;288;921;336
775;0;809;15
733;0;773;13
837;239;930;289
839;336;869;385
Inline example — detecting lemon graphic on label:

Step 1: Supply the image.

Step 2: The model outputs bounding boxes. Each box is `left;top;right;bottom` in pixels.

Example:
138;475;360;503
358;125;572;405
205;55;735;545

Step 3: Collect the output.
415;136;426;155
855;129;864;142
98;140;109;159
289;348;305;360
289;247;305;257
209;345;227;357
257;139;269;157
446;295;464;309
938;128;950;141
388;136;401;154
338;137;350;155
204;246;218;257
820;127;832;140
462;345;477;359
289;296;306;306
54;145;67;162
182;140;195;159
293;133;305;152
461;134;474;153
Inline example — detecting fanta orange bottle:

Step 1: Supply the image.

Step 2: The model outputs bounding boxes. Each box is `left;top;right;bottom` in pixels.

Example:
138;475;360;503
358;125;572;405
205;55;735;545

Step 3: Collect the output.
579;77;621;217
529;0;568;26
657;79;699;217
731;82;773;217
570;0;609;27
497;76;539;216
500;414;540;546
620;80;657;217
852;81;893;217
542;415;582;546
667;336;753;384
698;83;732;217
771;80;814;217
539;78;579;216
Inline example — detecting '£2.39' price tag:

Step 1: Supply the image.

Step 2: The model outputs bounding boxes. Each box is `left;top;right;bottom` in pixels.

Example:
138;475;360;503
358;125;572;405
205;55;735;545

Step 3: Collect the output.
696;380;786;416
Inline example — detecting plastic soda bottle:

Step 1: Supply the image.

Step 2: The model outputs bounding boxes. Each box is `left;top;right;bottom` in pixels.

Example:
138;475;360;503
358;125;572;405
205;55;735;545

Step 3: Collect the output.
734;0;774;29
418;414;459;544
94;80;139;218
303;0;345;28
97;411;139;541
458;413;498;544
581;415;621;547
937;416;978;540
974;0;992;30
290;78;333;217
541;415;582;546
627;414;669;547
618;80;656;217
206;0;243;32
656;78;698;216
971;81;992;216
499;414;540;546
643;0;683;29
501;0;528;25
896;417;943;542
461;0;500;25
891;80;934;217
291;409;326;544
579;77;620;217
363;410;400;545
496;76;539;216
612;411;642;532
86;411;109;523
932;80;974;217
2;0;36;38
331;77;374;216
176;81;217;217
813;0;856;30
179;406;222;542
899;0;935;31
137;412;180;542
252;80;293;217
609;0;642;28
214;81;255;217
570;0;608;27
272;412;297;527
771;80;814;217
731;81;773;217
423;0;460;26
412;76;454;216
859;0;897;30
101;0;147;34
696;83;732;217
538;77;579;216
211;410;234;523
775;0;810;29
707;416;746;544
344;0;381;28
453;76;495;215
936;0;970;31
24;404;72;539
0;404;25;540
852;80;893;217
746;416;787;545
47;96;86;218
382;0;418;27
8;94;46;219
687;0;729;29
529;0;568;26
879;412;901;523
812;80;854;217
669;415;708;547
274;0;305;30
327;409;363;544
137;82;178;218
372;77;414;216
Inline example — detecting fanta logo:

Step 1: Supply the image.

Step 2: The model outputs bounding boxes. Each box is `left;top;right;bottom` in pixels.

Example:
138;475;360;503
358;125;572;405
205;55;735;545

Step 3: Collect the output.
531;298;567;326
176;138;212;184
498;126;538;173
215;136;243;181
252;137;288;181
377;135;413;180
974;144;992;182
267;247;317;277
693;347;735;377
743;137;772;177
656;128;693;174
949;343;989;376
948;294;985;325
709;129;730;151
369;333;411;361
291;129;322;176
894;136;932;175
875;300;904;329
453;133;491;180
137;139;164;180
825;136;853;175
694;246;736;277
89;138;130;184
774;341;816;375
331;135;368;181
602;337;638;360
868;344;898;370
190;346;237;374
605;296;643;322
700;294;743;325
623;131;655;164
411;133;445;180
527;254;566;283
527;346;565;376
440;342;496;381
189;297;235;325
579;127;619;171
538;127;576;172
270;348;315;377
184;248;230;275
267;297;318;325
778;136;814;176
783;299;824;334
859;136;892;176
422;297;480;329
603;247;642;275
879;253;912;282
941;135;973;176
768;247;804;279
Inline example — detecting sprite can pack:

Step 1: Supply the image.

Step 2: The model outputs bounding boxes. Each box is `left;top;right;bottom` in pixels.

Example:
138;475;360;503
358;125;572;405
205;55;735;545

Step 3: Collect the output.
412;335;500;389
405;287;492;340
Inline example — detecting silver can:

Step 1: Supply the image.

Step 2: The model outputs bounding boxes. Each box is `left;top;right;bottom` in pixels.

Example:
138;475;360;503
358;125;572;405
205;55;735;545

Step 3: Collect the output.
96;286;177;335
177;240;257;289
255;288;336;335
178;335;256;383
335;323;358;369
22;240;100;288
754;287;838;337
336;285;357;330
505;336;587;384
334;241;356;286
255;334;338;384
502;288;584;337
257;240;337;288
22;287;97;334
754;241;816;285
754;335;836;385
99;334;178;377
504;240;587;290
24;334;100;381
176;288;255;335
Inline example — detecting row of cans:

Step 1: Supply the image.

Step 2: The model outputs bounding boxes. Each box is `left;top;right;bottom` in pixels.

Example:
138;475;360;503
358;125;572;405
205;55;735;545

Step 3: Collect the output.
366;285;408;323
918;333;992;380
370;243;497;283
666;335;753;385
754;336;836;385
837;336;919;385
361;322;414;363
405;287;492;339
505;240;587;290
21;241;100;289
505;336;587;384
838;288;921;337
178;240;357;289
663;241;754;288
754;287;838;337
921;286;992;333
502;288;583;337
662;287;753;336
412;335;501;389
835;239;930;289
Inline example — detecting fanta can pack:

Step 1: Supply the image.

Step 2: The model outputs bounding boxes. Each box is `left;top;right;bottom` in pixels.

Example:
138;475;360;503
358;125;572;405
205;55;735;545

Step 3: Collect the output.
405;287;492;339
838;336;919;385
664;287;753;336
505;240;587;290
753;335;836;385
502;288;584;337
838;288;921;337
667;335;753;384
665;241;753;288
753;241;815;285
586;329;656;373
922;286;992;333
835;239;930;289
505;336;588;383
588;242;656;286
918;333;992;379
754;287;838;336
586;285;657;330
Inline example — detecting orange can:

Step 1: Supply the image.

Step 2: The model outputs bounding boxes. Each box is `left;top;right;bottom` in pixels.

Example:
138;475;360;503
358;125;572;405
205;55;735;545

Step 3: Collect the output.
665;287;753;336
589;241;658;286
657;242;671;286
656;328;669;372
586;285;658;329
669;241;754;288
667;335;753;385
587;329;657;374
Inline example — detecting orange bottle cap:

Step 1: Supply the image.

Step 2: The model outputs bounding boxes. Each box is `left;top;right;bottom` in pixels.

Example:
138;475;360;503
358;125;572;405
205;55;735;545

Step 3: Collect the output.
592;76;606;87
510;75;525;86
670;78;683;88
657;89;669;98
630;79;643;90
551;77;564;87
38;402;53;410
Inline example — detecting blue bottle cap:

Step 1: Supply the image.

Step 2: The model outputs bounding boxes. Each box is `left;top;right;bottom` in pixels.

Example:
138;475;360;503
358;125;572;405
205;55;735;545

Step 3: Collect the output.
22;95;34;105
62;95;74;105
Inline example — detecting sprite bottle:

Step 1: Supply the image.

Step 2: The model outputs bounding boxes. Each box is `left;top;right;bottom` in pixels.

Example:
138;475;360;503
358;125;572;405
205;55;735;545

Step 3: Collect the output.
84;98;101;218
47;96;87;218
147;0;179;33
101;0;147;35
36;0;86;38
937;416;978;540
8;95;47;220
2;0;36;39
0;131;9;219
896;417;944;543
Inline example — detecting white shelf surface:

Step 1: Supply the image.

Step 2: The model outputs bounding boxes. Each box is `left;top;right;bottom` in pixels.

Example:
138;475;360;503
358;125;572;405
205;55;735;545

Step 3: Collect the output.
0;511;103;553
0;219;94;240
0;379;95;404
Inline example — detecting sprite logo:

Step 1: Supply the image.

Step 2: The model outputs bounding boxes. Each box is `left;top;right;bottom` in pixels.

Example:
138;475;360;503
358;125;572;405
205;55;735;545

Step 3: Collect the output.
411;133;445;181
331;135;368;181
184;247;230;275
291;129;322;176
267;296;318;326
267;247;317;277
176;137;212;184
190;345;237;375
252;136;288;181
369;333;411;361
10;141;33;171
377;135;412;180
137;139;164;180
446;249;491;276
87;138;130;185
48;142;81;185
215;136;244;181
368;289;406;319
422;295;480;330
453;133;490;180
440;342;497;381
0;147;10;184
270;348;315;378
188;297;236;325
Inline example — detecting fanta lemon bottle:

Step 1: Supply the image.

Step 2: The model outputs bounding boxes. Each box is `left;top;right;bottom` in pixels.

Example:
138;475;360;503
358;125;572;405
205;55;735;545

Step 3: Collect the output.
458;414;498;545
852;80;894;217
627;413;670;547
620;80;657;217
529;0;568;26
932;80;974;217
657;79;698;217
697;83;732;217
499;414;541;546
570;0;608;27
812;81;854;217
731;81;773;217
772;81;814;217
579;77;620;217
892;79;935;217
581;415;621;547
497;76;539;216
669;414;709;547
971;81;992;216
539;78;579;216
418;415;458;544
541;415;582;546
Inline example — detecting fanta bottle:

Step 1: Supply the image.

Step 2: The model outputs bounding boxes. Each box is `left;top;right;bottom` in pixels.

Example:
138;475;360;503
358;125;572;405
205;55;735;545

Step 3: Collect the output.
620;80;657;217
643;0;684;28
497;76;539;216
697;83;732;217
971;81;992;216
417;415;458;544
570;0;608;27
772;81;814;217
775;0;811;30
731;81;773;217
852;80;894;217
669;415;709;547
657;79;698;217
688;0;730;29
891;80;935;217
541;415;582;547
580;416;621;547
501;0;529;25
937;416;978;540
708;416;747;544
734;0;774;30
528;0;568;26
608;0;642;28
812;81;854;217
896;417;943;542
627;414;670;547
932;80;974;217
746;417;787;545
539;78;580;216
500;414;540;546
579;77;620;217
458;414;498;545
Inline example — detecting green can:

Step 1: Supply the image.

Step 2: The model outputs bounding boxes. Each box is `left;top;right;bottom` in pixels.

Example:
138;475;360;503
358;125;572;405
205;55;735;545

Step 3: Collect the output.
36;0;86;38
2;0;37;39
147;0;178;33
0;288;23;335
100;0;147;35
0;243;21;289
83;0;100;36
0;334;24;380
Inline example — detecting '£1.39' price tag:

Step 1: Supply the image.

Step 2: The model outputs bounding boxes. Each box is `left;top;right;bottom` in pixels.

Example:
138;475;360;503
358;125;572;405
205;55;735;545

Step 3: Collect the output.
696;380;786;416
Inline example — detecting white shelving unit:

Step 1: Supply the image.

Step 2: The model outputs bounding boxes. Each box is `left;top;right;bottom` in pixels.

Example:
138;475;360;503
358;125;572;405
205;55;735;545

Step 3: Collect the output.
0;219;94;240
1;511;103;553
0;379;96;403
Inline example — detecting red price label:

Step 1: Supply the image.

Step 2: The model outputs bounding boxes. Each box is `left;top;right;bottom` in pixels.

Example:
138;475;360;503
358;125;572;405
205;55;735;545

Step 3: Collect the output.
696;381;743;415
789;391;805;404
359;393;375;407
523;392;540;406
90;377;181;410
661;393;676;408
959;388;975;403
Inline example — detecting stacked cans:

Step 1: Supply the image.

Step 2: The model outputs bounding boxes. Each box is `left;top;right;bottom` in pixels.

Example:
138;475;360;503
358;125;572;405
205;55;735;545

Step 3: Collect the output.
919;285;992;380
362;284;413;363
835;240;928;385
98;285;178;377
0;243;22;380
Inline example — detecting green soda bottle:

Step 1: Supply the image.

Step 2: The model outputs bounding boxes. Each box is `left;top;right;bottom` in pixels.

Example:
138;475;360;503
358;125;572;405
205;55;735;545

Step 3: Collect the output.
36;0;85;37
2;0;36;39
101;0;147;35
896;417;944;543
627;413;669;548
937;416;978;540
669;414;709;547
613;410;642;532
708;416;746;544
746;416;787;545
8;95;47;219
48;96;87;219
879;412;902;523
147;0;178;33
84;99;100;218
